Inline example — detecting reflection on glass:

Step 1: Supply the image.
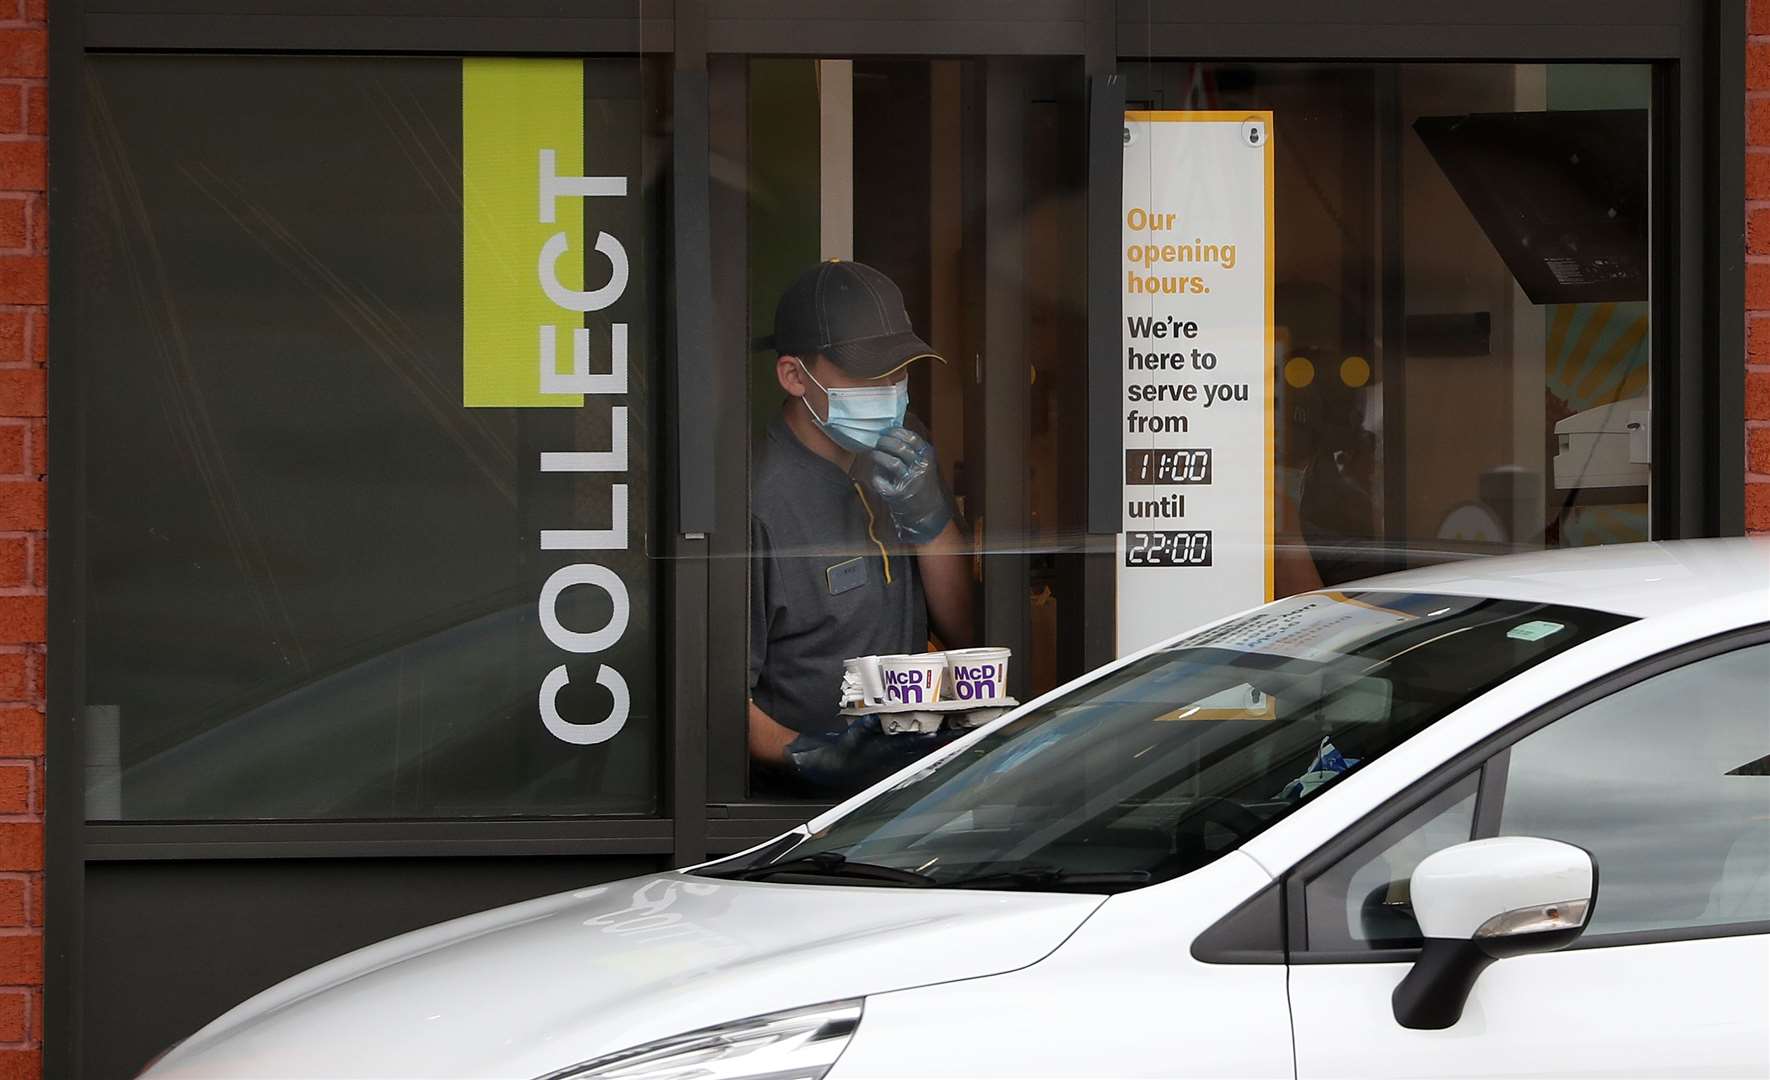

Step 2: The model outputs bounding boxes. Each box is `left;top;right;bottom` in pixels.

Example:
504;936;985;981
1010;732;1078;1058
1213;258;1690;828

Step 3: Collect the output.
1500;644;1770;936
1126;62;1653;589
79;56;668;819
712;594;1625;891
1305;775;1478;951
741;58;1086;799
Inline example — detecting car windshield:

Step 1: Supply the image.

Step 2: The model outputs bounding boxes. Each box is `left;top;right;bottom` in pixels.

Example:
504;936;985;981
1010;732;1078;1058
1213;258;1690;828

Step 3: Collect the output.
707;591;1630;892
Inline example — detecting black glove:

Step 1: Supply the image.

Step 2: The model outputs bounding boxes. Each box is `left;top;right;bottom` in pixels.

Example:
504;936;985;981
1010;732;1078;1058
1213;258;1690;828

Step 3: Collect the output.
786;714;957;793
864;427;952;545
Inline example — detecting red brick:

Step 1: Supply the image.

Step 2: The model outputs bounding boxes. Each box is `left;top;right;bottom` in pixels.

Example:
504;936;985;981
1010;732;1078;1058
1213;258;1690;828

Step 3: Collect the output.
0;87;19;138
27;194;41;253
1751;97;1770;146
1751;153;1770;198
0;315;20;367
0;539;22;590
1750;369;1770;420
1752;208;1770;256
1748;262;1770;309
22;87;40;139
0;598;43;646
0;144;42;193
1754;42;1770;91
0;989;23;1042
0;994;22;1046
0;1050;40;1080
0;371;41;419
25;422;38;481
0;484;37;531
25;879;37;930
0;32;45;80
0;257;41;306
22;0;42;20
0;768;26;818
0;199;21;253
0;429;21;479
0;883;22;931
27;652;40;699
1754;0;1770;33
0;371;40;418
0;825;39;873
0;933;37;984
1751;427;1770;475
26;988;35;1043
1749;483;1770;533
26;313;40;364
0;661;25;705
24;537;35;590
0;710;29;766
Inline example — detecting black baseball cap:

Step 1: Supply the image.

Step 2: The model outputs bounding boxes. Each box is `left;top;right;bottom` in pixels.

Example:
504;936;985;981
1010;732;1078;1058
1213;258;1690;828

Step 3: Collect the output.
761;260;945;379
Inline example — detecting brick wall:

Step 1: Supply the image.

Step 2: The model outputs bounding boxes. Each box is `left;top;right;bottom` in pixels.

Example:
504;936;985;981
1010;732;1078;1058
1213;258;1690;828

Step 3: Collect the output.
0;0;42;1075
1751;3;1770;532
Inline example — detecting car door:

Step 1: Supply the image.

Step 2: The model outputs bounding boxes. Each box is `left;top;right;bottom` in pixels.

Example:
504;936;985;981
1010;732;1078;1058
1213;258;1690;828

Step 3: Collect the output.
1287;635;1770;1080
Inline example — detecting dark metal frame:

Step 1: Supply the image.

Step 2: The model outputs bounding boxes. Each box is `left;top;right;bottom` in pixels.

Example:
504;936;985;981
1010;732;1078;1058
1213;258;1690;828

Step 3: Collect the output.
45;0;1746;1074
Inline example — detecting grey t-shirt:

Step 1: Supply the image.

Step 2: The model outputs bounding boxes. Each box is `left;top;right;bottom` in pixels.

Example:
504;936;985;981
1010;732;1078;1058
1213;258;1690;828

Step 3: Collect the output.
749;413;927;739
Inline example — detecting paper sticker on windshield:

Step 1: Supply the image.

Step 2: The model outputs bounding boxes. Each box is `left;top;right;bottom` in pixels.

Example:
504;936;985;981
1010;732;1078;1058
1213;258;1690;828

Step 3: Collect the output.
1154;683;1277;721
1506;620;1565;642
1180;592;1415;663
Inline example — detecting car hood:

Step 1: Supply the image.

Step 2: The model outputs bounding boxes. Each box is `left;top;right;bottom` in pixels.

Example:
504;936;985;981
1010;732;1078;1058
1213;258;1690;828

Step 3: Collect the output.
148;871;1104;1079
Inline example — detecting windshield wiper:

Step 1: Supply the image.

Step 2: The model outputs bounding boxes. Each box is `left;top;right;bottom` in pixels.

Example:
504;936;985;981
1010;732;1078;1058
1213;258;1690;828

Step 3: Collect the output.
946;865;1153;893
731;851;936;887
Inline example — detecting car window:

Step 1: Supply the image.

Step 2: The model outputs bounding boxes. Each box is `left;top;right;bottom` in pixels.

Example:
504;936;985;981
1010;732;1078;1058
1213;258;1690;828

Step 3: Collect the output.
1497;642;1770;938
1303;773;1479;952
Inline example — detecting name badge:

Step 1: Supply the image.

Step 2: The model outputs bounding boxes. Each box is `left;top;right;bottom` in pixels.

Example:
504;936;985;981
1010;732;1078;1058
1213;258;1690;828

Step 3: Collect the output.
826;557;867;595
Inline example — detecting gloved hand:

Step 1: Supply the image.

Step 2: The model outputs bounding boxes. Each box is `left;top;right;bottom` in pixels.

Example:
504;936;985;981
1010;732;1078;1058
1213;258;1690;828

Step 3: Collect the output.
786;714;957;793
863;427;952;545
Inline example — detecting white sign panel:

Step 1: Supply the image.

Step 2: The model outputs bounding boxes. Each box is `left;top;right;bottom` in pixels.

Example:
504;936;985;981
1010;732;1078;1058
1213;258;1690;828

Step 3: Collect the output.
1118;111;1275;654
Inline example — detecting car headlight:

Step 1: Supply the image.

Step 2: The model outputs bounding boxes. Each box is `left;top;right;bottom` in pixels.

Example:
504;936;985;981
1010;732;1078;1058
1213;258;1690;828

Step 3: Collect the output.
538;999;864;1080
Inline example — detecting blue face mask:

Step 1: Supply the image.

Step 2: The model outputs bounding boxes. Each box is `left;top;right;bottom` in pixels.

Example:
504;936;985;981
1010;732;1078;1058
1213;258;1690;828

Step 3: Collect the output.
797;361;908;453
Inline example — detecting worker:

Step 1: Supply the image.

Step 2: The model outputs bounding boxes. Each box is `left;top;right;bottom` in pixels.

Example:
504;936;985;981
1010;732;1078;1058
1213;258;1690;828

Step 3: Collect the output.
748;260;974;796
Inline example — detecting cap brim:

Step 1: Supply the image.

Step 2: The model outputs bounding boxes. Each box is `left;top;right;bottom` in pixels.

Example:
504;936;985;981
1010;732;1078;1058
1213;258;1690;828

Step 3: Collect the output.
823;330;947;379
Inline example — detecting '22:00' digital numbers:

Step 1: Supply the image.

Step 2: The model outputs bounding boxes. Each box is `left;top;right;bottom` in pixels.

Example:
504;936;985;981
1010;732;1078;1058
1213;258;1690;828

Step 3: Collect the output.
1124;530;1213;568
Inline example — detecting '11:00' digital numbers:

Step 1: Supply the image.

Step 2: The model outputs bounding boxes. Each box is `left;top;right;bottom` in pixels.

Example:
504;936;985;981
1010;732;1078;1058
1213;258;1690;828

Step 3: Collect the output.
1124;530;1213;568
1124;448;1213;485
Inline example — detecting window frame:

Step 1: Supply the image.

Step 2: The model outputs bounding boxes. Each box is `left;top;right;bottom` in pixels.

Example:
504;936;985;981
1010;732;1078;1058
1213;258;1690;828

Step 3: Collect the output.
51;2;1734;858
45;0;1746;1073
1284;621;1770;964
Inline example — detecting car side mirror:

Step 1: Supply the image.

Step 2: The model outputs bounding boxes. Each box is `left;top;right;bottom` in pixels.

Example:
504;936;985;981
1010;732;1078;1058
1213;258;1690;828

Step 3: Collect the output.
1392;837;1595;1030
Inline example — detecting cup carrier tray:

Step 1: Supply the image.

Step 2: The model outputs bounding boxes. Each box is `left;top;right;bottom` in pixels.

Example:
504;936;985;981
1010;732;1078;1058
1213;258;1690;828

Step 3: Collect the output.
838;696;1021;735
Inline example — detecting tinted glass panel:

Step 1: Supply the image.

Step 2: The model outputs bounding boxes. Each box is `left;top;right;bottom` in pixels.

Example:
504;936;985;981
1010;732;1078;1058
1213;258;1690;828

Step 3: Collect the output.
1304;773;1478;951
1120;63;1654;590
1500;643;1770;936
79;56;667;819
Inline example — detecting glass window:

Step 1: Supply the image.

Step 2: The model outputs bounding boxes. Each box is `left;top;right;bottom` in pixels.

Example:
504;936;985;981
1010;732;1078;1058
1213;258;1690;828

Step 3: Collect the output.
77;56;668;820
1117;62;1655;604
1498;643;1770;937
733;58;1660;810
738;58;1084;802
1303;773;1478;952
703;593;1627;891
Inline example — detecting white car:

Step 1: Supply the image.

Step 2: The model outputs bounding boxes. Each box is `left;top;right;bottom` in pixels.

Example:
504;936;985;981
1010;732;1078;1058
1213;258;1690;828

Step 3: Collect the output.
145;539;1770;1080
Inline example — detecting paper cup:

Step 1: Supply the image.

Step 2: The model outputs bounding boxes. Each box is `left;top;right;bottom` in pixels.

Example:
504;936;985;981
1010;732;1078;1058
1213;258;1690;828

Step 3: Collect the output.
843;655;886;706
878;652;947;706
943;647;1011;704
